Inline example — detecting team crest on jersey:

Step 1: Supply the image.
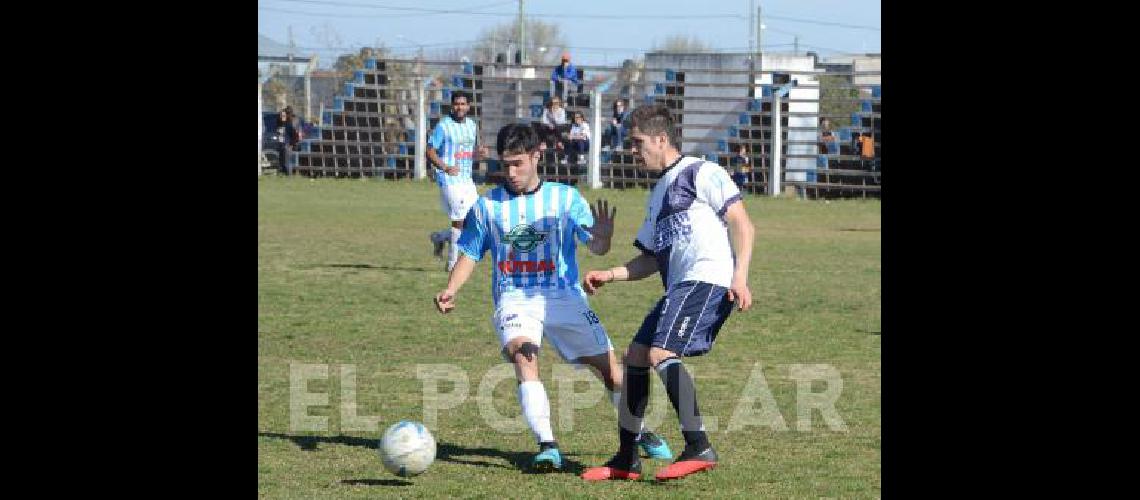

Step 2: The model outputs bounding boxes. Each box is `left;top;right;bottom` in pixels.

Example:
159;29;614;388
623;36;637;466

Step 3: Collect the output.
503;224;548;252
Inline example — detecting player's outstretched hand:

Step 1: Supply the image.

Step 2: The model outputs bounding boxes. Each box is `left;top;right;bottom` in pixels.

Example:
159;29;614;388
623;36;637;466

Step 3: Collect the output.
435;289;457;313
582;270;612;295
588;198;616;241
725;279;752;311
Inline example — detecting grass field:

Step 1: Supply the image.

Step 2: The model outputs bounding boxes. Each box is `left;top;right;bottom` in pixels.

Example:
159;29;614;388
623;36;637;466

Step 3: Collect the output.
258;176;881;498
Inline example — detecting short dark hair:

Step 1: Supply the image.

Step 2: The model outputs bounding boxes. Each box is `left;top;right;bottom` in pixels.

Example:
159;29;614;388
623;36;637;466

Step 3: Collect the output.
497;123;541;156
628;103;680;148
451;91;470;104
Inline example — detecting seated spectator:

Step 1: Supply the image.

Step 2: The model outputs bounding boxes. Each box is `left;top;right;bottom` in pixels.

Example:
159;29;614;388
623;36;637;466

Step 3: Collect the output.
541;97;569;131
603;99;629;151
540;97;570;159
550;53;580;102
821;131;838;155
567;111;591;166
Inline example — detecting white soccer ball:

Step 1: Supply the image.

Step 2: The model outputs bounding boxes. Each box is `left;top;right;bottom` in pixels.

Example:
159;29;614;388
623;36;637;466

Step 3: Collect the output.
379;421;436;477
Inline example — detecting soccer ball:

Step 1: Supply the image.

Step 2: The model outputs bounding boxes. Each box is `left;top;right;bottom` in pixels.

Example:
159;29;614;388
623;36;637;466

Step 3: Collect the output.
379;421;436;477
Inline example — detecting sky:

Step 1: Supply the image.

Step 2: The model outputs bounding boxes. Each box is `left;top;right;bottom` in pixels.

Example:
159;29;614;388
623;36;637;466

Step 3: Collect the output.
258;0;881;68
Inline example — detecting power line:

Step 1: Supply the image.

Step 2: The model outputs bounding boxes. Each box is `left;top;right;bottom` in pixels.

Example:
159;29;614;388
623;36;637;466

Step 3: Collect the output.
260;6;418;18
764;13;880;32
263;0;747;20
262;1;882;30
797;42;879;56
265;0;519;16
295;39;483;51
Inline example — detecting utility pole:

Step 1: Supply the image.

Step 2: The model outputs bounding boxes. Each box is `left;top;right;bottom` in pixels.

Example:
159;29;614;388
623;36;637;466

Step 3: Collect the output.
749;0;755;60
518;0;526;64
757;4;763;57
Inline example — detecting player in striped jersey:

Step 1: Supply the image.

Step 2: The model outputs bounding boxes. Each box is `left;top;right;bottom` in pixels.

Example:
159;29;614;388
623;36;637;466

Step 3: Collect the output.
426;91;490;271
433;123;672;472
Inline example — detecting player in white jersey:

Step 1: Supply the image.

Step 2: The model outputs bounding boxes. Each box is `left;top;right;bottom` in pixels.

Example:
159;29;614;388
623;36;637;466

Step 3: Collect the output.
426;91;490;271
580;104;756;482
433;123;672;473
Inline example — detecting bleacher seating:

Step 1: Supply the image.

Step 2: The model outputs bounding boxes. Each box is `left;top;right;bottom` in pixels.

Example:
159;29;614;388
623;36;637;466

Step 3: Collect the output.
286;56;879;199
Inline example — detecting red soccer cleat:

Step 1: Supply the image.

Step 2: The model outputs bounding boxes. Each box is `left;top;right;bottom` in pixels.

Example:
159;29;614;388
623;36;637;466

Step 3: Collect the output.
655;446;719;481
580;454;642;481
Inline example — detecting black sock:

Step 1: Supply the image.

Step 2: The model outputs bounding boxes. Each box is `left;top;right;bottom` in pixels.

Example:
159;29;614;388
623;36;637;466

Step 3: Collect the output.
539;441;558;452
656;357;711;452
617;365;650;461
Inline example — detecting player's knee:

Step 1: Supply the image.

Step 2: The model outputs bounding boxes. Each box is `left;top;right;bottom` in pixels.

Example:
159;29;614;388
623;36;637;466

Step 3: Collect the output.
624;344;651;367
508;340;540;364
602;372;619;392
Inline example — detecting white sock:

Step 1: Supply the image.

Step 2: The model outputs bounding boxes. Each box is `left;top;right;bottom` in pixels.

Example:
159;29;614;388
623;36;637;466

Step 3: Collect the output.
519;381;555;444
446;227;461;271
610;390;646;436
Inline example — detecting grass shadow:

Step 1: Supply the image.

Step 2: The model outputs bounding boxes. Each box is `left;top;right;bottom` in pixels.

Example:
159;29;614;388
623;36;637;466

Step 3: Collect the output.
341;478;413;486
258;432;584;475
299;263;439;273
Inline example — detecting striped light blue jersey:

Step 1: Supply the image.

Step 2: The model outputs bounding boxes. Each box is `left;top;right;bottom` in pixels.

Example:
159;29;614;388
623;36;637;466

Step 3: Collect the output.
458;182;595;306
429;115;478;186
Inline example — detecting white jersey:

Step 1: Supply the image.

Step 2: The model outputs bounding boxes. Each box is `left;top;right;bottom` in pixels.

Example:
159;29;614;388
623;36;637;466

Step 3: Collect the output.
635;156;743;290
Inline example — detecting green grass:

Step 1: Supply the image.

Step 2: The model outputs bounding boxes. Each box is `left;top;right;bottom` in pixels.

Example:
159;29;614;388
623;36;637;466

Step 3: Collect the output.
258;176;881;498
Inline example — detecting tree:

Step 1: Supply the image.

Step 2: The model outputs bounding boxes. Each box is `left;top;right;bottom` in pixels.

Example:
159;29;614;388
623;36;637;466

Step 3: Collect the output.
471;18;569;65
818;74;861;128
653;34;712;53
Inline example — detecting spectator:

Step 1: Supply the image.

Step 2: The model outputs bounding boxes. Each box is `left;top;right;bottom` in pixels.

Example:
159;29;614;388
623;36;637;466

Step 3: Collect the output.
568;111;591;166
858;132;876;171
542;97;569;130
550;53;580;102
276;107;300;175
541;97;570;161
820;131;838;155
819;118;836;154
730;144;752;191
604;99;630;151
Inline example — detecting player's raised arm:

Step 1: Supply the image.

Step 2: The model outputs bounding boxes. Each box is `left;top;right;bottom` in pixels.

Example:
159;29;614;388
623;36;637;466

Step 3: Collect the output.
585;198;616;255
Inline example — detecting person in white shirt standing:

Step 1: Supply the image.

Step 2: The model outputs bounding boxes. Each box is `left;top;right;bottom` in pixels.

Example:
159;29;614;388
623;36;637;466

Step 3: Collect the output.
579;103;756;482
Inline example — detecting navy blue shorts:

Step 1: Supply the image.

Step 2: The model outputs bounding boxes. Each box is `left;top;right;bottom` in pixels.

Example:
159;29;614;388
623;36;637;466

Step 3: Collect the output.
632;281;734;357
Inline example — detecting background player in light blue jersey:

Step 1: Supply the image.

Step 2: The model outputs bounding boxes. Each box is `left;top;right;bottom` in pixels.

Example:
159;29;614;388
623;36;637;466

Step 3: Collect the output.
427;91;490;271
580;104;756;482
433;123;672;473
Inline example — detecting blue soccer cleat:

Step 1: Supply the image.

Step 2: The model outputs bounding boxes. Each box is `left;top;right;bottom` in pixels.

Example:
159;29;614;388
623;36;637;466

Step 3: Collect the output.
637;431;673;460
532;447;563;472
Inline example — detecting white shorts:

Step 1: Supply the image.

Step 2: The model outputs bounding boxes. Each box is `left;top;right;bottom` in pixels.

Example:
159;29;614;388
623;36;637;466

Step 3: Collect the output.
492;294;613;365
438;182;479;222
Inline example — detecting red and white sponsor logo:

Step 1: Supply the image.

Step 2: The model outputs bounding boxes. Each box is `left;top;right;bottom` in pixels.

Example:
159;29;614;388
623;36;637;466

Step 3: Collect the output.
498;260;555;274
